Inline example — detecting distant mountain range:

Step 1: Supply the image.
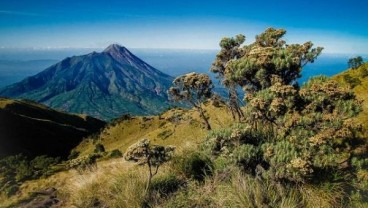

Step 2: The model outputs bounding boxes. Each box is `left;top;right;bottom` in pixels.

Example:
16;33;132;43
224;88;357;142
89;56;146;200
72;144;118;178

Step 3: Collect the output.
0;97;105;158
0;44;173;120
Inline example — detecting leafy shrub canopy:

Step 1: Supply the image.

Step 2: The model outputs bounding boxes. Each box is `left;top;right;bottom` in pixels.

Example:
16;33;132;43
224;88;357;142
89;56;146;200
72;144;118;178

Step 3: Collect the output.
205;76;364;183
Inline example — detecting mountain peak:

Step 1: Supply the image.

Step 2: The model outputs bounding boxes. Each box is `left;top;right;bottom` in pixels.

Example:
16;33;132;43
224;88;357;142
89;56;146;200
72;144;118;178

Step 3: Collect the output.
103;44;136;62
0;44;174;120
103;44;127;54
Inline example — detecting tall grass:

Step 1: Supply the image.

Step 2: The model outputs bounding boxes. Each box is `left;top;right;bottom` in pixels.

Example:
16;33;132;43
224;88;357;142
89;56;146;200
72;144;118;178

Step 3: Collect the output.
162;165;351;208
63;164;147;207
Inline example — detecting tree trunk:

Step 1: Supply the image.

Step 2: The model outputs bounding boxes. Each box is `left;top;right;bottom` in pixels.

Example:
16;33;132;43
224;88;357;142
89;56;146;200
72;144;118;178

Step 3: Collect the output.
145;160;160;194
228;86;244;121
146;161;153;193
197;106;211;130
229;106;236;120
146;174;152;194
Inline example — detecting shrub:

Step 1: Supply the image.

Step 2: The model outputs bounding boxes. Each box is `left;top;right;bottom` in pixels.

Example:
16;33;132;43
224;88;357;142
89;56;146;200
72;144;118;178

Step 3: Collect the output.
146;173;184;206
203;123;269;156
233;144;262;175
30;155;60;178
150;174;182;195
109;114;132;127
124;139;175;192
94;143;105;153
203;76;365;186
172;151;213;182
68;150;80;160
166;111;183;124
109;149;123;158
158;121;166;128
157;130;173;140
4;185;19;197
360;64;368;78
343;74;361;88
74;153;101;172
14;162;32;182
0;154;60;197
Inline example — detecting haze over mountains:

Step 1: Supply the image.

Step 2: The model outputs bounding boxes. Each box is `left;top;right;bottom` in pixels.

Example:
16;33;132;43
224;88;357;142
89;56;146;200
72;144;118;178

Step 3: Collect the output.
0;44;173;120
0;48;359;89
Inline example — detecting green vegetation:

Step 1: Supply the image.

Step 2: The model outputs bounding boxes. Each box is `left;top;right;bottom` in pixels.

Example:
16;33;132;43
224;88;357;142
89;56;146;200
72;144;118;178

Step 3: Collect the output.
124;139;175;193
348;56;364;69
172;151;213;182
204;76;364;187
67;153;102;173
0;155;59;197
161;28;367;207
67;149;79;160
146;174;183;206
334;62;368;136
210;28;323;122
168;72;214;130
109;149;123;158
93;143;105;153
344;74;362;88
361;66;368;78
2;28;368;207
157;129;174;140
211;34;246;120
227;28;323;93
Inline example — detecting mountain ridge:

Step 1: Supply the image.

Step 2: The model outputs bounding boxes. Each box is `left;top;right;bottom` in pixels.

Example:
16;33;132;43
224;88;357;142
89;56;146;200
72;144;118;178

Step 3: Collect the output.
0;97;105;158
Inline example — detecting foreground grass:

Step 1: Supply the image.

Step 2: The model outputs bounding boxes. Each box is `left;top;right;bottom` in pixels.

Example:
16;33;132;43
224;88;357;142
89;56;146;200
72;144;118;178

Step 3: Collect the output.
162;171;348;208
2;135;367;208
61;159;146;207
0;158;135;207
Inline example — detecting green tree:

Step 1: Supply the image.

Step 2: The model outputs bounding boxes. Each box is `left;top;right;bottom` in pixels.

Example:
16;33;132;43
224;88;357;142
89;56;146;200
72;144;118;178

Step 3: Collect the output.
124;139;175;193
168;72;214;130
211;34;246;121
223;28;323;96
348;56;364;69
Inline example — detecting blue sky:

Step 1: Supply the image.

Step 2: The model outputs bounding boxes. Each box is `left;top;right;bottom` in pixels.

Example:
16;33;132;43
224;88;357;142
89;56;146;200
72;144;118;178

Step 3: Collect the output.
0;0;367;54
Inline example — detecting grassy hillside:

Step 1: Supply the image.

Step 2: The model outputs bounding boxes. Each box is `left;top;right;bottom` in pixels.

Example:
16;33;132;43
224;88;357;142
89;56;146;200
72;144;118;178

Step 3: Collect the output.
332;62;368;135
75;100;233;156
0;97;106;158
